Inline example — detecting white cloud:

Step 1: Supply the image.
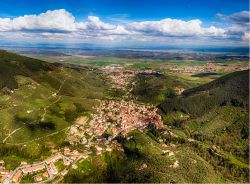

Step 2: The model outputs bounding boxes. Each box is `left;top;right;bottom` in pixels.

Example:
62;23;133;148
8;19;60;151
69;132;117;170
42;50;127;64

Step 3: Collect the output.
0;9;116;32
217;11;249;25
0;9;248;46
243;32;250;40
217;11;249;41
127;18;225;37
0;9;78;32
85;16;114;30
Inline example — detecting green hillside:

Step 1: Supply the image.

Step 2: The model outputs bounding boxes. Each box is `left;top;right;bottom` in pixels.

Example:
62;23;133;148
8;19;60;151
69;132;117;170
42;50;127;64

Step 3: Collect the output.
131;72;193;105
159;70;249;182
0;50;248;183
0;50;57;89
159;70;249;117
0;50;109;169
64;130;224;183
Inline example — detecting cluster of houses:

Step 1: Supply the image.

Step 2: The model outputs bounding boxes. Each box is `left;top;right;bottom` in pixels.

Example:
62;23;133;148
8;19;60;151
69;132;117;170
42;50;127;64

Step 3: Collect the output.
167;62;249;73
1;63;167;183
68;99;163;151
1;99;165;184
168;63;217;73
0;160;9;183
101;65;136;89
0;62;181;184
2;152;77;184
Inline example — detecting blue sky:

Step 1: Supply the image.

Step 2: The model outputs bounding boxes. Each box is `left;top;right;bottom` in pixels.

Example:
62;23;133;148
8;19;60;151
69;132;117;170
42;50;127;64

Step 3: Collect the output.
0;0;248;20
0;0;249;48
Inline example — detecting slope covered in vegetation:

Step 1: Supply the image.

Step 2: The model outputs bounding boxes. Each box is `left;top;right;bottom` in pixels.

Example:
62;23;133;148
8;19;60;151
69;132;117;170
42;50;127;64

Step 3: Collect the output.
0;50;109;168
64;130;224;183
0;50;248;183
0;50;57;89
131;72;192;105
159;70;249;117
159;70;249;182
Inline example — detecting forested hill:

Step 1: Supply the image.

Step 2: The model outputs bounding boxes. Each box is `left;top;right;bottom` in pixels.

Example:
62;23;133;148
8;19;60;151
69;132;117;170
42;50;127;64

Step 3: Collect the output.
0;49;57;89
0;49;108;98
159;70;249;117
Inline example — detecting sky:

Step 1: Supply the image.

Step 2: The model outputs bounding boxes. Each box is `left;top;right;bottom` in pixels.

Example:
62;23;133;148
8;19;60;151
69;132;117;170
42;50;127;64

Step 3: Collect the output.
0;0;249;48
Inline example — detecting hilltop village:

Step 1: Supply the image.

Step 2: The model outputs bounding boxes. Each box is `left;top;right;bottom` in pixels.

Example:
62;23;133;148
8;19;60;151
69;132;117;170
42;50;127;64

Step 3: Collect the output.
0;48;249;183
68;100;163;146
1;99;164;183
0;64;206;183
0;66;165;183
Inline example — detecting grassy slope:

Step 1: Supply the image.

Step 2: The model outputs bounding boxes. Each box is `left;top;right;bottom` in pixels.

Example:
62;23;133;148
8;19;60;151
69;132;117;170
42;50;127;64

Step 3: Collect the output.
159;70;249;117
131;73;193;105
0;50;56;89
186;105;249;163
64;130;223;183
159;70;249;182
0;50;109;169
0;50;248;182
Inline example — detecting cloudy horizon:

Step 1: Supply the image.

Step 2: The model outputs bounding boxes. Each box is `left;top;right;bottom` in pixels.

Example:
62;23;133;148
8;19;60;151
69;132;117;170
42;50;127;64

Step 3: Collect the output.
0;0;249;48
